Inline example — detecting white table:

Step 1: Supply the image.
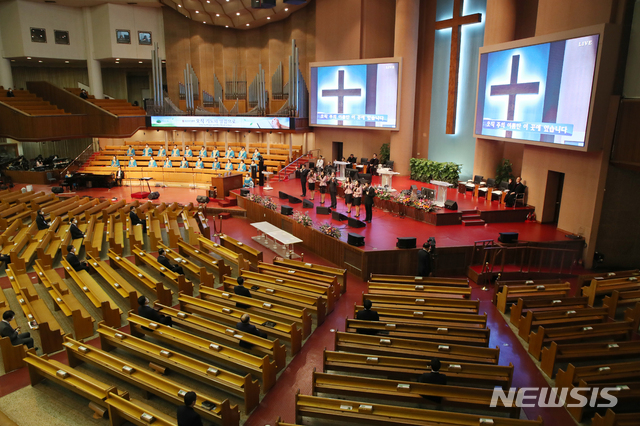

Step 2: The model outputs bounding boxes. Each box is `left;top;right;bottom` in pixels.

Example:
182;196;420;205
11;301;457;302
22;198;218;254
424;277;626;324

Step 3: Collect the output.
251;221;303;259
333;161;349;180
430;180;452;207
262;171;274;190
378;168;401;190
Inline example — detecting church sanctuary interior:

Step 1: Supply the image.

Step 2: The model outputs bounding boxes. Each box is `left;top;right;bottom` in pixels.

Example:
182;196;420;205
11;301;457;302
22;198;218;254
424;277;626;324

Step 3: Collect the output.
2;0;640;425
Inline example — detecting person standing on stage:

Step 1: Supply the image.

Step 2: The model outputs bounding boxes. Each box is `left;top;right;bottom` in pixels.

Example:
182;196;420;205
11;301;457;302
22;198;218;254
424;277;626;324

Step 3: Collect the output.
347;153;357;168
316;155;324;171
258;154;265;186
250;159;258;181
417;238;436;277
329;172;338;209
157;146;166;157
318;171;328;204
343;177;353;214
353;180;363;218
299;163;308;197
368;153;380;176
363;181;376;222
307;169;316;200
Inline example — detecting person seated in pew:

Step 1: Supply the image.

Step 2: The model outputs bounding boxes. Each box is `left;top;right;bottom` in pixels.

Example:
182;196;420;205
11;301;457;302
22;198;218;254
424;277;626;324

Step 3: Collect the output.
36;210;50;230
1;310;35;350
163;158;173;168
128;156;137;167
180;157;190;168
418;357;447;404
126;145;136;156
212;158;221;170
355;299;379;334
177;391;203;426
79;89;88;99
115;166;125;187
252;148;262;161
243;174;254;188
0;253;11;268
6;88;15;98
225;147;235;159
143;144;153;156
110;155;120;167
147;157;158;168
239;147;247;160
233;277;252;309
236;314;267;339
211;148;220;158
225;161;233;171
237;159;247;172
137;296;172;327
157;248;184;275
157;146;167;157
171;144;181;157
69;218;85;240
130;206;147;233
195;157;204;169
184;145;193;158
198;146;207;158
66;245;89;272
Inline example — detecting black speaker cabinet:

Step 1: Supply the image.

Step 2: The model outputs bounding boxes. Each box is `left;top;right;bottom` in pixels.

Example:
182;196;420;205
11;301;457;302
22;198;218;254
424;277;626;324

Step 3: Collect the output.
302;199;314;208
348;217;366;228
240;188;250;197
397;237;417;249
281;205;294;215
498;232;519;244
332;210;346;221
278;191;289;199
347;232;365;247
316;206;331;215
196;195;210;204
51;186;63;194
288;195;302;204
444;200;458;210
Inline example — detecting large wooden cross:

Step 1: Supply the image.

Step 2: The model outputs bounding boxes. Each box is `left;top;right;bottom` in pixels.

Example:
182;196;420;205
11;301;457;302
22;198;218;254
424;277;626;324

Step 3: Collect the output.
435;0;482;134
322;70;362;125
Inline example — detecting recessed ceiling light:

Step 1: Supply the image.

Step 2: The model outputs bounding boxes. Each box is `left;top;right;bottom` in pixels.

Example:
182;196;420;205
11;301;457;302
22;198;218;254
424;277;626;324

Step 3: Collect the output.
206;0;210;2
178;4;181;6
139;61;143;64
203;21;206;23
266;16;270;19
284;7;288;11
216;13;219;16
27;57;31;59
38;60;43;63
195;10;199;13
225;25;229;27
65;60;69;63
236;12;240;15
246;23;250;26
116;58;120;60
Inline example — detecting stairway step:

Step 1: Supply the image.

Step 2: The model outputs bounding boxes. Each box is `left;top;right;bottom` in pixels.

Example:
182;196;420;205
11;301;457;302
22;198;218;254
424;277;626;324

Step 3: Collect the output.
461;214;482;220
224;197;237;207
462;219;485;226
460;209;477;214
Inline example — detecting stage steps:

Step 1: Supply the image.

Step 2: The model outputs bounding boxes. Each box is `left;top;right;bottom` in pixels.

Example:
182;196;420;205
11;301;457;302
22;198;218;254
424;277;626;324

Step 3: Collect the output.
218;197;237;208
461;213;485;226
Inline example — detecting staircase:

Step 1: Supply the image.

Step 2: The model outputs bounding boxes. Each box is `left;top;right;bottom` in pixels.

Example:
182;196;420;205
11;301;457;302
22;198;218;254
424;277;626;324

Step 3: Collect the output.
77;152;100;171
461;210;485;226
277;152;314;181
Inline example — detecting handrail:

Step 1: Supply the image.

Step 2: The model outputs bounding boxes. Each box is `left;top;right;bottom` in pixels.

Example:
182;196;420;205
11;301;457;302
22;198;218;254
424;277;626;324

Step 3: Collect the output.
277;151;314;181
61;143;95;176
472;242;581;276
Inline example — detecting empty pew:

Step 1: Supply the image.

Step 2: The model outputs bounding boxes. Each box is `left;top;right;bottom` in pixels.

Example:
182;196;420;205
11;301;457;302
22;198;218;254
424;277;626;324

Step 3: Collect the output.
198;237;250;271
87;254;138;311
9;227;38;272
98;323;260;414
106;216;124;255
367;282;472;299
128;312;277;392
369;273;469;287
0;203;30;228
61;257;122;328
363;293;479;314
540;340;640;377
0;218;22;246
158;243;214;288
125;215;144;249
555;360;640;391
274;258;347;294
132;245;194;296
180;209;201;245
565;379;639;422
29;193;59;211
84;216;105;258
162;210;182;248
258;262;339;299
146;211;163;251
107;250;173;307
509;296;590;328
334;331;500;364
35;230;63;268
220;234;263;267
84;199;111;220
68;198;99;221
583;276;640;306
517;306;611;341
177;239;232;283
179;294;301;355
353;303;488;329
34;260;94;340
577;269;640;287
592;408;640;426
106;392;178;426
495;282;571;313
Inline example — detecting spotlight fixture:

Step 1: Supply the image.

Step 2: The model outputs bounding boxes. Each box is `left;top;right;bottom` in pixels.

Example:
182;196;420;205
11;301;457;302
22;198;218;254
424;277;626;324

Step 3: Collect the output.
178;4;181;7
225;25;229;27
203;21;206;23
38;60;43;63
195;10;199;13
65;60;70;63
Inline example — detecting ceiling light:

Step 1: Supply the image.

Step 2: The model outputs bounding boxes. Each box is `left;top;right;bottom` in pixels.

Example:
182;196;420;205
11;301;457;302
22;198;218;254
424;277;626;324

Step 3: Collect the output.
38;60;43;63
236;12;240;15
225;25;229;27
216;13;219;16
284;8;288;11
267;16;270;19
195;10;199;13
178;4;181;6
206;0;210;2
65;60;69;63
116;58;120;60
27;57;31;59
246;23;250;26
203;21;206;23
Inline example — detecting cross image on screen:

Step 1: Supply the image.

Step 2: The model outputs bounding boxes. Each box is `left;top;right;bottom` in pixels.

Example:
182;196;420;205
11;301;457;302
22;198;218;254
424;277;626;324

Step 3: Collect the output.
310;62;399;129
474;34;600;147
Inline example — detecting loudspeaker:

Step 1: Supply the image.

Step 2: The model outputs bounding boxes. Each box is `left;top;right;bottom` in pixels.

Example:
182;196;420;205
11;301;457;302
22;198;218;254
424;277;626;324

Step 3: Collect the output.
348;217;366;228
281;205;293;216
347;232;365;247
498;232;519;244
316;206;331;215
332;211;348;221
444;200;458;210
209;188;218;199
278;191;289;199
148;192;160;200
288;195;302;204
302;199;313;208
196;195;210;204
396;237;417;249
51;186;63;194
240;188;250;197
252;0;275;8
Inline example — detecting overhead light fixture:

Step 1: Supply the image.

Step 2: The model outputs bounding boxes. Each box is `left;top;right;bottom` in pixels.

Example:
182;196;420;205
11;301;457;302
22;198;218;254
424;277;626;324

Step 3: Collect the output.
195;10;199;13
138;61;143;63
116;58;120;60
267;16;271;19
284;8;288;11
11;59;15;62
206;0;210;2
225;25;229;27
203;21;206;23
65;60;69;63
236;12;240;15
38;60;43;63
216;13;219;16
178;4;181;6
246;23;250;26
27;57;32;59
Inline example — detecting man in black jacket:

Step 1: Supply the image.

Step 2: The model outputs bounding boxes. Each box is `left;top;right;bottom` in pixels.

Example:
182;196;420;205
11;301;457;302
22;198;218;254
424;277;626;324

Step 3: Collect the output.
115;166;125;186
236;314;267;338
129;206;146;233
69;219;85;240
355;299;379;334
66;245;89;272
363;181;376;223
299;163;308;197
417;241;434;277
177;391;203;426
505;177;525;206
418;357;447;403
328;173;338;209
137;296;172;326
234;277;251;308
157;248;184;275
35;210;49;230
0;310;35;349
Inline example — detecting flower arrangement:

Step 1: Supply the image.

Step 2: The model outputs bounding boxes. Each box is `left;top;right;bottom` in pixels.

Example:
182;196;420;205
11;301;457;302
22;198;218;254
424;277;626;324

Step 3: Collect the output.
262;197;277;211
374;186;393;201
248;193;263;204
293;211;313;227
318;222;342;239
414;198;438;212
393;193;414;207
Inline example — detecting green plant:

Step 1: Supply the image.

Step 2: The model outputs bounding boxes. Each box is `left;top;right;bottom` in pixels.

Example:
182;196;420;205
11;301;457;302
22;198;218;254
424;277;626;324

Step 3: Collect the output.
495;158;514;185
379;143;390;163
409;158;461;185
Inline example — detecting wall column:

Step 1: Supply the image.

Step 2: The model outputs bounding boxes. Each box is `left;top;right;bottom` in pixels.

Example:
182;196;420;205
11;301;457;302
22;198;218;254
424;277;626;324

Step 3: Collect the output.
389;0;420;175
83;8;103;98
0;30;13;90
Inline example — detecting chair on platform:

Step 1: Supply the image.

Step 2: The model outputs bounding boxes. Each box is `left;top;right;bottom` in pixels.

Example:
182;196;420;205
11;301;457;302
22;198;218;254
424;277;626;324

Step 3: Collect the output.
46;172;57;185
515;186;527;207
466;175;483;192
492;181;509;202
478;178;495;199
383;161;394;170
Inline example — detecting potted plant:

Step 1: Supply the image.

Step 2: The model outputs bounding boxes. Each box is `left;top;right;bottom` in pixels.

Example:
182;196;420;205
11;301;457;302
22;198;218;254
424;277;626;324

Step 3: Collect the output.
495;158;514;185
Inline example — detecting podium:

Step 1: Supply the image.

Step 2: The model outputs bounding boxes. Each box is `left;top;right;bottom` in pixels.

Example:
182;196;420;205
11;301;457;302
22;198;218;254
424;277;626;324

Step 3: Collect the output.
430;180;452;207
262;171;274;190
378;168;400;190
333;161;349;180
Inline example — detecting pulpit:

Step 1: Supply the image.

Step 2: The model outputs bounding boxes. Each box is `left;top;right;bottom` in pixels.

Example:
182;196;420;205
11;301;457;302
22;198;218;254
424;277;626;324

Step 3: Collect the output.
378;168;400;190
430;180;452;207
333;161;349;180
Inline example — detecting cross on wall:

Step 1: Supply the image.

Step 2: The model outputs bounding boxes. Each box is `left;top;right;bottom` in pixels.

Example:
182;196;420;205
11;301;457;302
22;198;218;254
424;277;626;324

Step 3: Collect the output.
321;70;362;125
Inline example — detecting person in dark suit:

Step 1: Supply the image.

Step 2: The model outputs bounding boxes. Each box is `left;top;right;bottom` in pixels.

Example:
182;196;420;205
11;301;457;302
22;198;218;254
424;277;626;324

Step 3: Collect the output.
505;177;525;206
368;153;380;175
137;296;172;327
157;248;184;275
299;163;308;197
418;357;447;403
66;245;89;272
234;277;251;309
79;89;89;99
236;314;267;338
177;391;203;426
115;166;125;186
0;253;11;268
363;181;376;223
6;88;15;98
347;154;357;168
0;310;35;349
355;299;379;334
35;210;49;230
129;206;147;233
69;219;85;240
417;241;434;277
328;173;338;209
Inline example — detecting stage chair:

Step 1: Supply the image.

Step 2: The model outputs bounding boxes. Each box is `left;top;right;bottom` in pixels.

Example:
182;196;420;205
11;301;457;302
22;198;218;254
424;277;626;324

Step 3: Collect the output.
492;181;509;202
515;186;527;206
478;178;495;199
466;175;483;193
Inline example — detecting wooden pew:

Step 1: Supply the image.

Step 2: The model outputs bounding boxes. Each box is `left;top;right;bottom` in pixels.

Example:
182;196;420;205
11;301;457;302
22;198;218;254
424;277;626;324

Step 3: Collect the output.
274;258;347;294
35;230;62;269
177;239;231;283
367;282;472;299
86;254;138;311
577;269;640;287
125;215;144;249
517;306;611;341
540;340;640;377
106;392;178;426
146;211;163;251
363;293;479;314
193;208;211;240
106;215;125;255
29;193;59;211
564;379;639;422
222;276;326;325
583;277;640;306
60;221;88;256
128;312;277;392
132;245;194;296
345;318;490;347
555;360;640;391
180;209;201;245
592;409;640;426
6;264;64;354
198;237;250;271
493;278;565;296
85;199;111;219
311;370;521;418
369;273;469;287
220;234;263;267
495;283;571;313
199;286;312;338
162;210;182;248
179;294;302;355
61;257;122;328
335;331;500;364
98;323;260;414
509;296;590;328
257;262;339;299
68;198;99;221
34;260;94;340
353;303;488;329
322;349;514;389
158;243;214;288
294;393;543;426
0;204;31;228
0;288;29;372
0;218;22;246
9;228;38;272
107;250;173;307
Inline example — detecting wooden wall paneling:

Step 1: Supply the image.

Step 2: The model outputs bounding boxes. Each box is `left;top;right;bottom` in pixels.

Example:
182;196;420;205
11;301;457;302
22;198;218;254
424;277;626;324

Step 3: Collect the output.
612;99;640;166
11;67;90;92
